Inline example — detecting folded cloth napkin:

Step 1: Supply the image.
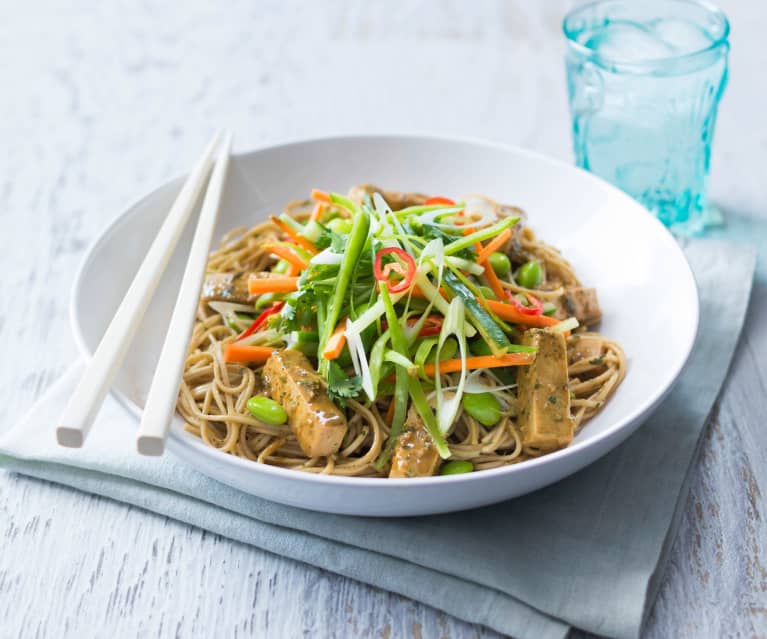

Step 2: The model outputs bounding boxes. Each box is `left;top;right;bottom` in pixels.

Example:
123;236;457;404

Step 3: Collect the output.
0;240;756;639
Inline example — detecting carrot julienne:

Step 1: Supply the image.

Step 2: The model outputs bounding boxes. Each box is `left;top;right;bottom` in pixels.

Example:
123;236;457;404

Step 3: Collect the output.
311;189;332;204
322;320;348;360
477;228;512;264
264;243;310;270
223;344;276;363
248;275;300;295
269;215;318;254
424;196;456;206
310;202;326;222
482;299;561;328
480;259;508;301
422;353;534;377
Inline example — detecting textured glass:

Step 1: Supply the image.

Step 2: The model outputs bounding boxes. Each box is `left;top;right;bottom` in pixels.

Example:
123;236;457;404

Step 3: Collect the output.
563;0;729;235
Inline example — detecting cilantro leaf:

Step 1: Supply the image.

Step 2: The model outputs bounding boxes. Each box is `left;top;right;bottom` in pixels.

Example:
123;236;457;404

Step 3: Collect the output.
327;361;362;406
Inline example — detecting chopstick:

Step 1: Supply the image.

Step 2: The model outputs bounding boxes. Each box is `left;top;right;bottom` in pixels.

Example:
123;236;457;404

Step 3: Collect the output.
57;131;224;448
136;133;233;455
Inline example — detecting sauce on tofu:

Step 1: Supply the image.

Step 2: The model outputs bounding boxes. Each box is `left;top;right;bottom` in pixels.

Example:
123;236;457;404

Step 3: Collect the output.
201;272;254;305
516;329;575;452
389;406;441;478
262;350;347;458
554;287;602;327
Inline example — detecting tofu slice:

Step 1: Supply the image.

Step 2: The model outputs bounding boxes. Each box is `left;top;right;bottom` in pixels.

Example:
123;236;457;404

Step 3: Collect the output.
389;405;441;478
262;350;347;458
516;329;575;452
554;287;602;327
201;272;254;305
568;336;604;365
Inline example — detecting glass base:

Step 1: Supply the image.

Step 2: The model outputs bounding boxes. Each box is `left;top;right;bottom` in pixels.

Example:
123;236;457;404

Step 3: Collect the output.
667;204;724;237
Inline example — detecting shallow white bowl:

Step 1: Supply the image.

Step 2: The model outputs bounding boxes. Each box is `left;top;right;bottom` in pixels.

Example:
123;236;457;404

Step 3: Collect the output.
71;135;698;516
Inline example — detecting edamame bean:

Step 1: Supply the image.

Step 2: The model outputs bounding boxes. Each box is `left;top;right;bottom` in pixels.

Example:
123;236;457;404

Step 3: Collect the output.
247;396;287;425
462;392;502;426
478;285;496;300
488;252;511;276
327;217;353;234
440;460;474;475
517;260;544;289
542;302;557;316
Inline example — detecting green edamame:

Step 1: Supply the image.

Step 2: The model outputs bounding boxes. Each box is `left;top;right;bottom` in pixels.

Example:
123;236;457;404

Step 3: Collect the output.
440;460;474;475
517;260;544;289
488;252;511;276
462;392;502;426
246;396;287;425
478;285;496;300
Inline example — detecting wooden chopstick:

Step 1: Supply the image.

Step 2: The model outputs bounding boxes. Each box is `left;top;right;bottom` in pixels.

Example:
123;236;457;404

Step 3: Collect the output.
57;131;224;448
135;133;233;456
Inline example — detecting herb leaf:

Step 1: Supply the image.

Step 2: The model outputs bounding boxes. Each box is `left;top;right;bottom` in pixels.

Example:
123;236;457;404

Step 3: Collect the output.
327;361;362;406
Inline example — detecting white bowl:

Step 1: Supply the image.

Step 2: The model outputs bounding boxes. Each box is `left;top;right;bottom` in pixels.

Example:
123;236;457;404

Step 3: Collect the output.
71;135;698;516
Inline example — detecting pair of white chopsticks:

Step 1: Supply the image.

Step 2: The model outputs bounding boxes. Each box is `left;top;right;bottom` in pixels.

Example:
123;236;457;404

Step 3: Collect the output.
57;130;233;455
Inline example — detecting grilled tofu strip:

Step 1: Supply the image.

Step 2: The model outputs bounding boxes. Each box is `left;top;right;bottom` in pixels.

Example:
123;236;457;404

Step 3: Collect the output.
516;329;575;452
389;405;441;478
201;272;254;305
263;350;347;458
553;287;602;327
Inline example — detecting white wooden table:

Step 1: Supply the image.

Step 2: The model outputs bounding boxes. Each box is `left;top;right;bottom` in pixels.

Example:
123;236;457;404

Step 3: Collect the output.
2;2;765;637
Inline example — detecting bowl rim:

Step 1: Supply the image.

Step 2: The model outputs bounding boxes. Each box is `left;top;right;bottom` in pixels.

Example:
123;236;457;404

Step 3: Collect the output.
70;132;700;489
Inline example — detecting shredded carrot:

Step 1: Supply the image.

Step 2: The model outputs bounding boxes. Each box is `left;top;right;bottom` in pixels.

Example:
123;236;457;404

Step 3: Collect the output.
322;320;347;360
477;228;512;264
285;262;300;277
481;260;508;301
483;299;561;328
223;344;276;363
311;189;332;204
248;276;299;295
422;353;534;377
269;215;318;254
385;398;396;424
264;243;309;270
310;202;326;222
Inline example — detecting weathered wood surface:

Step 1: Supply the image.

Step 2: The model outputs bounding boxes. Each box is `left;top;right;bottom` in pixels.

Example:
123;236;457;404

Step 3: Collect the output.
1;1;765;637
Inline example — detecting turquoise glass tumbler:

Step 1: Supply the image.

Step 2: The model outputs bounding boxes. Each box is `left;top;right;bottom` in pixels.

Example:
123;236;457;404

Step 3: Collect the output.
563;0;729;235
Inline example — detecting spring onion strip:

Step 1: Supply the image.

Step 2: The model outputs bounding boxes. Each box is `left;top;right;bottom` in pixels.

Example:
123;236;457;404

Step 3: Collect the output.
407;377;450;459
549;317;580;334
443;216;519;255
435;298;468;434
345;318;376;400
446;255;484;276
318;204;370;377
380;286;450;460
403;239;444;343
310;248;343;265
328;192;357;212
368;330;390;399
413;268;477;338
373;193;411;250
394;203;464;218
385;350;415;373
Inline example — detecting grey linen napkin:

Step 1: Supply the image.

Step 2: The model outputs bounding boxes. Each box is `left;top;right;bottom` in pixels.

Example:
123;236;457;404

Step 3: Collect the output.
0;240;756;639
